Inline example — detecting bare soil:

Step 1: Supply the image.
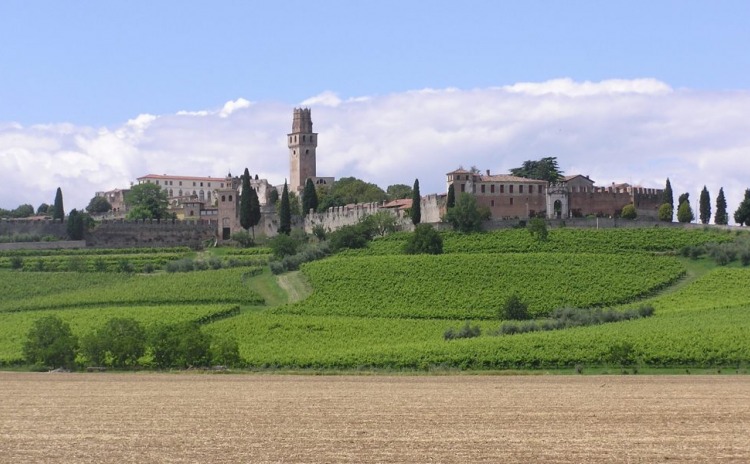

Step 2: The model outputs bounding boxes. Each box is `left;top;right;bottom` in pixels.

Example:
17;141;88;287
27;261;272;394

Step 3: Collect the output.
1;373;749;463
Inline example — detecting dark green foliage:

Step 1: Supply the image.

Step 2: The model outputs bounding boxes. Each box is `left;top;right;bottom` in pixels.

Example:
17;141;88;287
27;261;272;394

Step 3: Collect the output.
231;230;255;248
53;187;65;222
211;337;242;367
312;224;327;241
734;189;750;226
302;178;318;216
410;178;421;225
677;195;694;223
125;183;169;220
23;315;78;368
36;203;50;215
678;192;689;205
386;183;413;200
404;224;443;255
10;256;23;270
527;217;548;241
66;209;85;240
269;233;300;259
81;318;146;368
446;184;455;209
369;210;398;237
316;177;387;211
444;322;481;340
269;241;331;274
86;195;112;214
267;188;279;205
278;181;291;235
240;168;252;231
509;156;563;182
444;193;489;233
606;341;638;368
699;186;711;224
621;204;637;220
658;203;673;222
663;178;674;215
501;294;530;320
497;306;654;336
329;224;369;252
715;187;728;225
149;322;211;369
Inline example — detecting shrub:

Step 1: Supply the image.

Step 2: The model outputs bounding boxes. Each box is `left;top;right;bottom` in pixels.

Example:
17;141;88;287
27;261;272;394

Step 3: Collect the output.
606;341;638;368
23;316;78;369
81;317;146;368
117;259;134;273
142;262;155;274
312;224;327;241
149;322;212;369
527;218;548;241
211;337;242;367
10;256;22;270
403;224;443;255
231;230;255;248
269;233;300;259
500;294;530;320
621;204;637;220
444;322;482;340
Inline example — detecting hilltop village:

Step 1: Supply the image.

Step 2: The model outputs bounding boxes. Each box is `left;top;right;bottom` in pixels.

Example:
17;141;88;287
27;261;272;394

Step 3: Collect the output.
92;107;667;241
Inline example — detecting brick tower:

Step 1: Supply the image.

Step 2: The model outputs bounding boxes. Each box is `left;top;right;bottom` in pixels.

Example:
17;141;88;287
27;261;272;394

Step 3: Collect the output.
288;108;317;192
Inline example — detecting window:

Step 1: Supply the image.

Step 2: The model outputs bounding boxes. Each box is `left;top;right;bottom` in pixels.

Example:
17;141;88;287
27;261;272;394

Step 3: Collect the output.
491;185;495;194
208;183;211;187
221;195;226;202
221;183;224;188
193;182;196;187
481;185;485;193
460;183;465;193
189;211;194;217
510;198;514;205
520;185;524;194
228;195;233;202
303;135;306;142
156;180;159;185
179;190;182;196
306;149;309;154
200;182;203;187
491;200;495;207
179;181;182;186
199;190;205;201
169;189;173;197
510;185;514;194
500;185;505;193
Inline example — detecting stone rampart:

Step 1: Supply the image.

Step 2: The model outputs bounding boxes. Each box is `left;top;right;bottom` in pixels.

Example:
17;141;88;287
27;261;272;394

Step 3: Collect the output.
0;219;67;239
86;220;216;249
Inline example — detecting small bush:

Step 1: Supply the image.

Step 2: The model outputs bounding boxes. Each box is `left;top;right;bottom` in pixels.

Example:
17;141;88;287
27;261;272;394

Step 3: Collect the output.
231;231;255;248
403;224;443;255
94;258;107;272
500;294;530;320
117;259;134;273
10;256;22;270
444;322;482;340
142;262;155;274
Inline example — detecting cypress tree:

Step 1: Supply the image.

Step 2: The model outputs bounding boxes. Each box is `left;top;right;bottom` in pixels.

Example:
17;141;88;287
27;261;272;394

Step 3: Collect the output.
715;187;728;225
411;178;421;225
662;178;674;221
677;196;694;223
446;184;455;209
302;178;318;216
239;168;252;231
53;187;64;223
699;186;711;225
734;189;750;226
278;181;291;235
66;209;84;240
248;184;261;239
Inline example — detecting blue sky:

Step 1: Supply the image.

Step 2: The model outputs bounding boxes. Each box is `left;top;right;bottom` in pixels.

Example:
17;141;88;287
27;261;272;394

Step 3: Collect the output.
1;1;749;220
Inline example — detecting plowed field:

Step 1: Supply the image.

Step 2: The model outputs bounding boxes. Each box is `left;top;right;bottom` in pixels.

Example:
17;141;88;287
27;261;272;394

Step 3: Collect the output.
1;373;748;463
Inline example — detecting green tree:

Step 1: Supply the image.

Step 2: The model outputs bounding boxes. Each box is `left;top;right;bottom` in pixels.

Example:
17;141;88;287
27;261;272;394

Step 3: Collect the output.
621;204;637;220
715;187;728;225
444;193;489;233
12;204;35;218
53;187;65;222
658;203;673;222
269;233;300;258
677;195;694;223
267;187;279;205
403;223;443;254
662;178;674;221
125;183;169;220
509;157;563;182
699;186;711;224
734;189;750;226
278;181;291;235
410;178;421;225
240;167;252;231
302;178;319;216
66;209;85;240
36;203;50;215
211;337;241;367
81;318;146;368
368;210;398;237
248;184;261;238
386;184;413;200
86;195;112;214
23;315;78;369
149;322;211;369
316;177;387;210
446;184;456;209
501;294;531;320
527;217;549;241
288;191;301;217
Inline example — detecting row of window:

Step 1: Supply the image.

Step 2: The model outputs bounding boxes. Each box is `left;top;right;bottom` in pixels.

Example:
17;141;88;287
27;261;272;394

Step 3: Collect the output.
289;134;315;144
458;183;544;194
150;179;225;188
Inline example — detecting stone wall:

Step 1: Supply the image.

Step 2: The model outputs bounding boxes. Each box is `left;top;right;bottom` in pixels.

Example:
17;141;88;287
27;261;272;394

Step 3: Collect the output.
86;220;216;249
0;220;67;239
0;240;85;251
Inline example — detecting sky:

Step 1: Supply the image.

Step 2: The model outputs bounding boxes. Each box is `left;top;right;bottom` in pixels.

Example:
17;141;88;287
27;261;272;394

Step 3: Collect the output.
1;1;749;221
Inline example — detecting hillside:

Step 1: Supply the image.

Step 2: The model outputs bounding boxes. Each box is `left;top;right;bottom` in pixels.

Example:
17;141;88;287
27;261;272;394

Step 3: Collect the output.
1;227;749;371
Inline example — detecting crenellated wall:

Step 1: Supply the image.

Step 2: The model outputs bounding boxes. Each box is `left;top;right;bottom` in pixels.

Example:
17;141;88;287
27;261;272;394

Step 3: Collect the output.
85;220;216;249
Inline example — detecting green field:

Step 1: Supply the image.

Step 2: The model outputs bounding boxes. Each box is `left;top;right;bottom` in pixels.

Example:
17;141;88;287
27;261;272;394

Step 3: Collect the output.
1;226;749;370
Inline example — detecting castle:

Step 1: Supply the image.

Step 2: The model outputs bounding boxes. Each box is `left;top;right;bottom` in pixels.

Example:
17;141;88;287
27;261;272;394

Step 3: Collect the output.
97;107;666;241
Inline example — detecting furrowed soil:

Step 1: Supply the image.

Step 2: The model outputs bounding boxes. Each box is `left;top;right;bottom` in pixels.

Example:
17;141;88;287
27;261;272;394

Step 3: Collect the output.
1;373;749;463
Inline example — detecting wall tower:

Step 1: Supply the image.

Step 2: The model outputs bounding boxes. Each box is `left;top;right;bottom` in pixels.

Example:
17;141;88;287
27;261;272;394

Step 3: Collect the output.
288;108;317;192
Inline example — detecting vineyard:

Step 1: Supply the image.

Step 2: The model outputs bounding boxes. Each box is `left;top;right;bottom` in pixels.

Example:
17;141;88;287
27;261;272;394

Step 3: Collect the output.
1;227;749;370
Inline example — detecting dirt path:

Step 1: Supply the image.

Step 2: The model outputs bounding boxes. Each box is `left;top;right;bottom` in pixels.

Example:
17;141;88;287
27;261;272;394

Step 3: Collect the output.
276;271;311;303
1;373;748;463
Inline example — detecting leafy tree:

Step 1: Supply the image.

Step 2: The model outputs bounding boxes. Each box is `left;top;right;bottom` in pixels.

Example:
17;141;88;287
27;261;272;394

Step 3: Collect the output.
211;337;242;367
125;183;169;220
23;315;78;368
662;178;674;221
278;181;291;235
248;186;261;239
386;184;412;201
316;177;387;210
527;217;549;241
12;204;35;218
53;187;65;222
302;178;319;216
288;191;301;217
267;187;279;205
501;294;531;320
621;204;637;220
231;230;254;248
368;210;398;237
509;157;563;182
328;218;376;252
699;186;711;224
446;184;455;209
240;168;253;231
677;194;694;223
734;189;750;226
269;233;300;258
658;203;673;222
86;195;112;214
81;318;146;368
715;187;728;225
149;322;211;369
678;192;689;206
36;203;50;215
410;178;421;225
444;193;489;233
403;223;443;254
66;209;85;240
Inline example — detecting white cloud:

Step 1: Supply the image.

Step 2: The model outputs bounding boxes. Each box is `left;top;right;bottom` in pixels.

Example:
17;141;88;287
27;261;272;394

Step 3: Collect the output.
1;79;749;223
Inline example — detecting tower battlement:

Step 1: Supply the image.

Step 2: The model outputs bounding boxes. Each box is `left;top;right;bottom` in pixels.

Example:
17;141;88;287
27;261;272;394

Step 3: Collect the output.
291;107;313;133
